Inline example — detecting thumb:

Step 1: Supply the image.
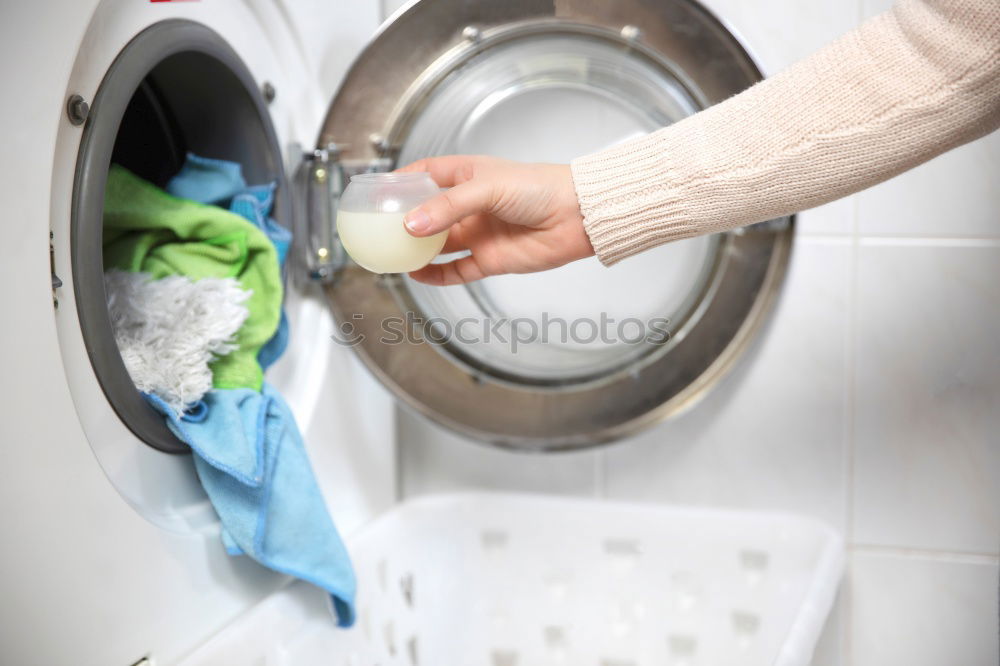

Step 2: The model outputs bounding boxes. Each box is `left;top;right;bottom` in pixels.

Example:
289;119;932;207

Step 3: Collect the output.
403;180;495;237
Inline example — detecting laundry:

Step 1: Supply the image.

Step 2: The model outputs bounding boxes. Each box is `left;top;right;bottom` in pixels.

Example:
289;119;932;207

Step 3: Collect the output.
104;162;355;625
104;269;250;415
146;386;357;626
164;152;246;204
166;153;292;370
103;164;282;390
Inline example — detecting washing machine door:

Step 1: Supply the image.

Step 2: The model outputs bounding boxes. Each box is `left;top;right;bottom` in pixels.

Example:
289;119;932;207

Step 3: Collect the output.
306;0;792;451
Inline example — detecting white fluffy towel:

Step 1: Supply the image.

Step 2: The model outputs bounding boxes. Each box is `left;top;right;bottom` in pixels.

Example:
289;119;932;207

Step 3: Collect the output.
104;269;251;415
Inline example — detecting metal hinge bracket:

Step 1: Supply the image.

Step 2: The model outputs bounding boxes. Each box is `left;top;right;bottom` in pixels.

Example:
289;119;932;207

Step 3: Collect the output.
291;143;391;285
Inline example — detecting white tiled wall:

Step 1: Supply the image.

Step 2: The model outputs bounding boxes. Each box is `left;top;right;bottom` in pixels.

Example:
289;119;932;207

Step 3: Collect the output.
853;242;1000;555
849;552;998;666
600;239;851;532
384;1;1000;665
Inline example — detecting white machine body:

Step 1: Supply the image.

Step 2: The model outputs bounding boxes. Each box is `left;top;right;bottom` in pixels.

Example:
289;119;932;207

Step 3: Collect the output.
0;2;393;664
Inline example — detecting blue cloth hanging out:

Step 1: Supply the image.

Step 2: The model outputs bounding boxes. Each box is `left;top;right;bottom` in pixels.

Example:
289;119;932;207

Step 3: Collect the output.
153;154;355;624
147;387;356;626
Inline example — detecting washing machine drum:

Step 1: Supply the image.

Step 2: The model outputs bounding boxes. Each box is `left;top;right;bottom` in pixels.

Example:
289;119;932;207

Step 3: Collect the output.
312;0;792;450
77;0;792;455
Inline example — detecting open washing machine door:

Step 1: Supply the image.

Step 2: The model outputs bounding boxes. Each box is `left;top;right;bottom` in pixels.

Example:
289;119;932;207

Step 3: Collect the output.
300;0;793;451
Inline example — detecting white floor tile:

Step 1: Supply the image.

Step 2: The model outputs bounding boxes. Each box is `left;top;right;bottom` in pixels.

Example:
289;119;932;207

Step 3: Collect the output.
853;244;1000;554
380;0;410;21
281;1;382;103
857;133;1000;238
397;408;599;498
849;550;999;666
604;240;850;531
810;590;846;666
700;0;860;75
861;0;894;17
797;195;855;236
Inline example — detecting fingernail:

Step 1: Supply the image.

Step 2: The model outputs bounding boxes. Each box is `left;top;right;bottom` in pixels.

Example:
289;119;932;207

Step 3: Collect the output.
404;209;430;234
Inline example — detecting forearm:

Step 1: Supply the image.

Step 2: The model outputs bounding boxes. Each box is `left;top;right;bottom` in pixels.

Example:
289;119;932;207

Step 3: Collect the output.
571;0;1000;265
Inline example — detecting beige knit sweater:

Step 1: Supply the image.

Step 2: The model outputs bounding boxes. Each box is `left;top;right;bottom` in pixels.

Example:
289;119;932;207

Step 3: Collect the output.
571;0;1000;265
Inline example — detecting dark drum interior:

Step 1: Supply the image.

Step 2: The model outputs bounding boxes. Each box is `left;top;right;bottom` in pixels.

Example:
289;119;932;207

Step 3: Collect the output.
111;51;280;189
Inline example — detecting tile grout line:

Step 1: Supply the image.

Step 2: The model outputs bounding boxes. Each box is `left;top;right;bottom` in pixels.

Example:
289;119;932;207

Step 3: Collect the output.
794;233;853;245
393;405;405;502
857;236;1000;246
849;542;1000;565
842;188;861;666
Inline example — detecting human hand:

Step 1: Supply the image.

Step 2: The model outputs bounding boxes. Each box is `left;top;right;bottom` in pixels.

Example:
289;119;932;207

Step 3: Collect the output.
397;156;594;285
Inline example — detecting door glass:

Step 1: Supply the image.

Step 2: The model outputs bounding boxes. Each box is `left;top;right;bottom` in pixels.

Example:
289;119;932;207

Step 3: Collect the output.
395;33;719;385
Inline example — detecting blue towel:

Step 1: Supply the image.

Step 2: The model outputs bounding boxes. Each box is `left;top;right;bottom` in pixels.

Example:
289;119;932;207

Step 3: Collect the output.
147;387;356;626
167;153;291;368
165;153;245;203
160;155;354;623
229;183;292;266
229;183;291;370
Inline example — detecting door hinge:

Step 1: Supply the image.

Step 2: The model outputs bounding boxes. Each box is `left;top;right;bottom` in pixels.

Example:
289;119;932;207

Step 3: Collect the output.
292;144;392;285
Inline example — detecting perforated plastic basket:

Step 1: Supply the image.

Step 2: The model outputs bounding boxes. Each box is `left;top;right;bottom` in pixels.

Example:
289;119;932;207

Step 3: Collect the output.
180;492;844;666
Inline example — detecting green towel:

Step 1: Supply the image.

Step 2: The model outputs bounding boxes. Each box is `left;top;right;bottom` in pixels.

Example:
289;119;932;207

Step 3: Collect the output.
103;164;282;391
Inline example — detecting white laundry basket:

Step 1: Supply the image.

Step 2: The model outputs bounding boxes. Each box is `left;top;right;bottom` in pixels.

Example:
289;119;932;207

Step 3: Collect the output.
179;492;844;666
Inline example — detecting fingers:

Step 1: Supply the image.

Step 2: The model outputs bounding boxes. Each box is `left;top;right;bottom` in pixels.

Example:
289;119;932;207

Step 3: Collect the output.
408;255;490;286
440;231;468;254
404;180;496;237
438;213;490;253
396;155;482;187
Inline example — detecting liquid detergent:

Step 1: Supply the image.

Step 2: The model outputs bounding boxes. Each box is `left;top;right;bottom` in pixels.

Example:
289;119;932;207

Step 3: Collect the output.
336;171;445;274
336;210;447;274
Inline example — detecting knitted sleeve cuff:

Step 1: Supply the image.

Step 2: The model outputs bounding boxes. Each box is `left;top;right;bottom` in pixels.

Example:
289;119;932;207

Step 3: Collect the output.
570;127;704;267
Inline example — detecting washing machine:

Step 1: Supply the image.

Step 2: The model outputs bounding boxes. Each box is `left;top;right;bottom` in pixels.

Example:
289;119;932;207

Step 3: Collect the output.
0;0;792;664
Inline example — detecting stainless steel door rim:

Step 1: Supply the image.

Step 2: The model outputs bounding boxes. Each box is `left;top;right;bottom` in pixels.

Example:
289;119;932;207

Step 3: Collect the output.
318;0;793;450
